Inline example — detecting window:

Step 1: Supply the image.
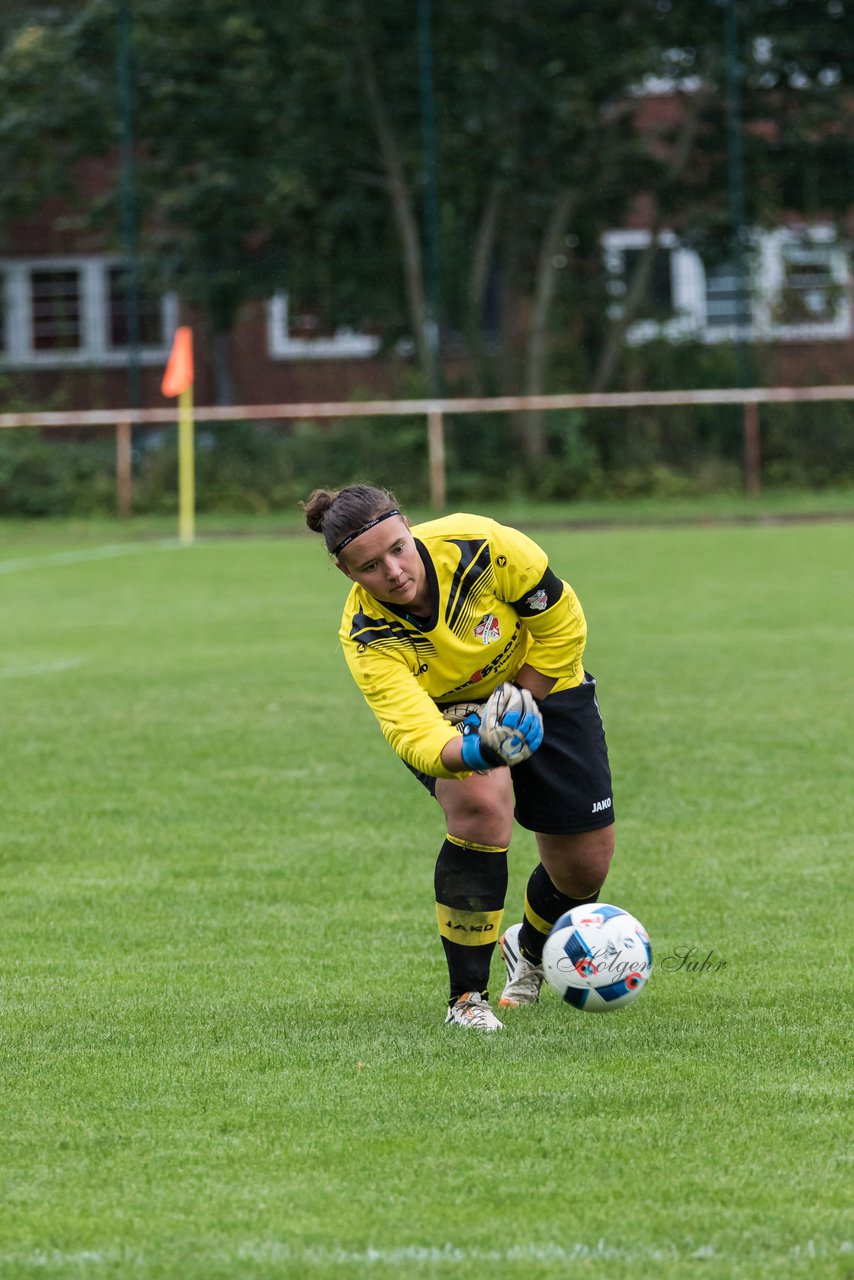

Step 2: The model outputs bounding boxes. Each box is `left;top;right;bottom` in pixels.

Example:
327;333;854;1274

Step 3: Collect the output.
779;253;835;323
267;292;380;360
603;225;851;345
0;257;178;368
31;269;82;350
621;246;676;321
702;258;751;333
107;266;170;349
604;230;700;344
756;228;851;340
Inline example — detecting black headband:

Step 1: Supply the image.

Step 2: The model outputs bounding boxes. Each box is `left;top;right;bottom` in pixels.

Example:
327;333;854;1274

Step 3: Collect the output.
332;508;402;557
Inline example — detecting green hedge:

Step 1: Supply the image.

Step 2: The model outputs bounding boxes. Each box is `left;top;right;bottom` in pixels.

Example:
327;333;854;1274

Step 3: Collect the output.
0;401;852;518
0;431;118;517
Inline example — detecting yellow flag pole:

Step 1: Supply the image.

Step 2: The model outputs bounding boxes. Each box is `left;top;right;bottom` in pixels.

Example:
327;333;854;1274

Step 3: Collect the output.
177;384;195;545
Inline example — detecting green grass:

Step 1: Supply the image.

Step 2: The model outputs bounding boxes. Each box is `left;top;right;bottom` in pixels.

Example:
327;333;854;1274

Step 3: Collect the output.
0;482;853;551
1;520;852;1278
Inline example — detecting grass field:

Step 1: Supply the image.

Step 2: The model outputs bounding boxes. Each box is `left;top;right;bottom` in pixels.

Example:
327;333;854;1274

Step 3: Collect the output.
1;516;852;1279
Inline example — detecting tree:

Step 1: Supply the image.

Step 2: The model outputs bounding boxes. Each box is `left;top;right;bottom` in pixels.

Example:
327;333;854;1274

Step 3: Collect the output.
332;0;673;456
0;0;850;427
588;0;854;391
0;1;341;402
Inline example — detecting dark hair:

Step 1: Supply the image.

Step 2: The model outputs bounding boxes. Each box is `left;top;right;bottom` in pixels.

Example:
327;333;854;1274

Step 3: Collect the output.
300;484;401;557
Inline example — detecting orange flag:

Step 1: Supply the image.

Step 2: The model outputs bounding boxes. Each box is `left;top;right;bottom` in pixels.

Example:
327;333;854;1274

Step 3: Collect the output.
161;326;194;397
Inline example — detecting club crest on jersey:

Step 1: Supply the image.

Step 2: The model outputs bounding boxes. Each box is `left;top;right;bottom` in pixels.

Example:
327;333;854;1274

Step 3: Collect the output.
526;589;549;612
474;613;501;645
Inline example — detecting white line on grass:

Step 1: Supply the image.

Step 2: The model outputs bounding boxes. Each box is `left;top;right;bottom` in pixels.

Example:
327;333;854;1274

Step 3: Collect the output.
0;540;182;575
0;1239;850;1271
0;658;85;679
236;1242;694;1265
231;1239;853;1266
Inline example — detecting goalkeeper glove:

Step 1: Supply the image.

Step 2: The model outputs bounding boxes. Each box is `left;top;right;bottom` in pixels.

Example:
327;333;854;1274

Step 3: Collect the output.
459;684;544;771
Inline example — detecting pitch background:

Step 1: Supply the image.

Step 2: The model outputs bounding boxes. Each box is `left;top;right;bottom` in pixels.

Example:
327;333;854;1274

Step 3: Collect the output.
1;519;851;1279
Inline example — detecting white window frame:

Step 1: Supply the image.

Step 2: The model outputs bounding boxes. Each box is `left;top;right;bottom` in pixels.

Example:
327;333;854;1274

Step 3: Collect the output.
755;226;852;341
602;225;851;345
0;255;178;368
602;229;702;345
267;291;380;360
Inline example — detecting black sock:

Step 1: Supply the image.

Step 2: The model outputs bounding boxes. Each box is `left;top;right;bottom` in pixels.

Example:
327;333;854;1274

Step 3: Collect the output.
518;862;600;964
434;836;508;1004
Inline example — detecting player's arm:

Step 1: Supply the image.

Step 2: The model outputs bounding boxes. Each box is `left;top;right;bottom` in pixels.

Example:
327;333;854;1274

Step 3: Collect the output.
343;639;542;777
513;663;557;700
343;640;461;777
513;584;586;686
489;520;587;691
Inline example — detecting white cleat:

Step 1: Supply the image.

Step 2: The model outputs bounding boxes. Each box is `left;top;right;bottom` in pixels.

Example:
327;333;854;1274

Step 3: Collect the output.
444;991;504;1031
499;923;545;1008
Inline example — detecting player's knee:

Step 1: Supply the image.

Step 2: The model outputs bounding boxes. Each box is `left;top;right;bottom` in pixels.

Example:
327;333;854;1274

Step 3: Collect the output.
552;868;605;899
452;812;513;849
439;772;514;849
447;794;513;849
538;825;615;897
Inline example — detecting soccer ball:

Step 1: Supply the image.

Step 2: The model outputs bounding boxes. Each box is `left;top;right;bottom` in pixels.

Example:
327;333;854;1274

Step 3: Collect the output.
542;902;652;1012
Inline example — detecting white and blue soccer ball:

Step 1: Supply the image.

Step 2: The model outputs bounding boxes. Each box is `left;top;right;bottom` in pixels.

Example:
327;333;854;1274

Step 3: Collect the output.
542;903;652;1012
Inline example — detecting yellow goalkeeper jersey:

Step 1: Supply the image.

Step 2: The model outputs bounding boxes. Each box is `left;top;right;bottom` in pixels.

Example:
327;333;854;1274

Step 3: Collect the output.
340;513;587;779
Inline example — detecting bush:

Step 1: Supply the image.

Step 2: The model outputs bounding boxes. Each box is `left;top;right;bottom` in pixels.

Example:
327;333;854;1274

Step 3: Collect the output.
132;416;431;514
0;388;851;518
760;400;854;488
0;431;116;516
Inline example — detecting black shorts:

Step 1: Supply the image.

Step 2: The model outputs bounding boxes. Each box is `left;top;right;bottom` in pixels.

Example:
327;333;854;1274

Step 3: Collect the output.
407;672;615;835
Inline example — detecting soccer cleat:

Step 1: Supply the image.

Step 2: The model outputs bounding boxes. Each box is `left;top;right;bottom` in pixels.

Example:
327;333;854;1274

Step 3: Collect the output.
444;991;503;1031
499;923;545;1007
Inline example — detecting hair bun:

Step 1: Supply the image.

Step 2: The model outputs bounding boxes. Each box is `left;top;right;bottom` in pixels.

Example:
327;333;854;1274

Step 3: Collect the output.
301;487;338;532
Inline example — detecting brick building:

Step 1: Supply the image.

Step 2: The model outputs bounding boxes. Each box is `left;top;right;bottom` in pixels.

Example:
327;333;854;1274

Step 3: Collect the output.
2;119;852;412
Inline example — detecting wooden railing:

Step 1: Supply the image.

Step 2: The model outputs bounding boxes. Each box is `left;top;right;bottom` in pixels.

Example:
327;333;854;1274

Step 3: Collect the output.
2;384;853;514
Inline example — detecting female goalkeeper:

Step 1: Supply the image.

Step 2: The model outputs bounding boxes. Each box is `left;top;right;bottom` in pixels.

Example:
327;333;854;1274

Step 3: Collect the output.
302;483;615;1031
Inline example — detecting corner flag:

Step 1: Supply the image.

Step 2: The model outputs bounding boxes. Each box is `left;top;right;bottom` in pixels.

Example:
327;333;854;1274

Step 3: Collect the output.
161;326;194;397
161;326;196;544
